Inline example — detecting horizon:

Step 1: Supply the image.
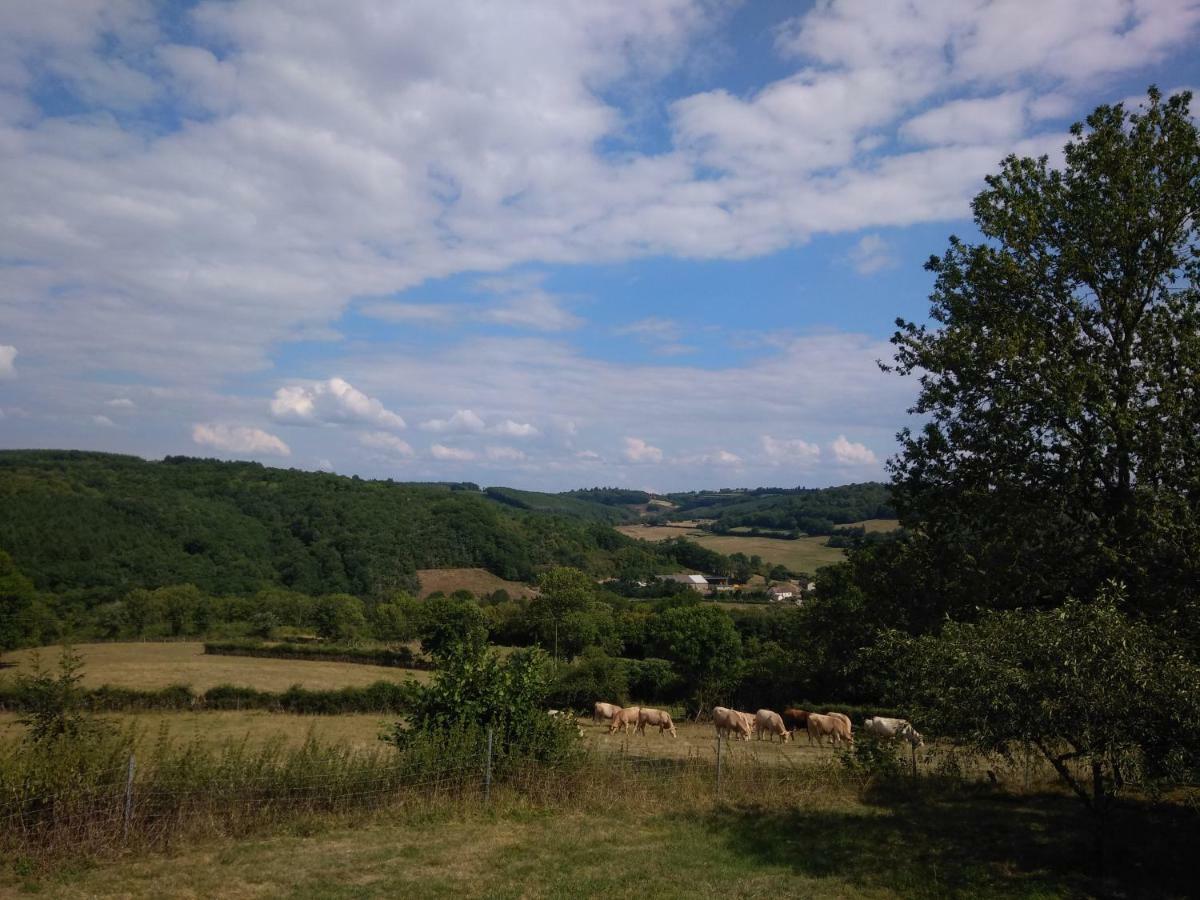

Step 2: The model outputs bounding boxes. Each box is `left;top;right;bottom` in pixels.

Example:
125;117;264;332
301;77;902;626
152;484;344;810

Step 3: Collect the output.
2;2;1198;492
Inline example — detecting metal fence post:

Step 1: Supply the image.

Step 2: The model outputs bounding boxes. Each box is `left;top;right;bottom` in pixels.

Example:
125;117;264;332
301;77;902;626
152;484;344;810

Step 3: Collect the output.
123;753;136;841
715;733;723;800
484;727;493;803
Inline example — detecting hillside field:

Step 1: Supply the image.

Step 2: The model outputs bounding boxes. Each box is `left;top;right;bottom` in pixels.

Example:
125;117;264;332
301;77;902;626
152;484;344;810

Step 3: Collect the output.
416;567;538;599
0;642;430;693
616;524;849;573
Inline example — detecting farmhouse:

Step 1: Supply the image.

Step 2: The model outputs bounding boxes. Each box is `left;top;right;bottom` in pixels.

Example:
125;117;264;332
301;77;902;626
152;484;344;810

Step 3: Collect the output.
766;582;799;602
665;573;710;592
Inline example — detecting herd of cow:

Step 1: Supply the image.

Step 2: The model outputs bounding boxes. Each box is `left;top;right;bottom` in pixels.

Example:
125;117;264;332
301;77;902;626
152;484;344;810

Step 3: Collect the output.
590;702;925;748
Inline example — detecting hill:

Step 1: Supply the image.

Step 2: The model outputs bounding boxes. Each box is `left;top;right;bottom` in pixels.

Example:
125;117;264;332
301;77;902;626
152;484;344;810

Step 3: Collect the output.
483;486;638;523
0;451;666;600
662;483;894;534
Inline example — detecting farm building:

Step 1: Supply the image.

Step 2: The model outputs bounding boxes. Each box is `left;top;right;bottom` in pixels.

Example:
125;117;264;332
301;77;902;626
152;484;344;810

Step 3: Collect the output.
665;573;710;592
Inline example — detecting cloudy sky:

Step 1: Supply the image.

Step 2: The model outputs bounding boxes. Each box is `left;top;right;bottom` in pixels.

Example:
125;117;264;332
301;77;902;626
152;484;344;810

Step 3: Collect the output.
2;1;1197;491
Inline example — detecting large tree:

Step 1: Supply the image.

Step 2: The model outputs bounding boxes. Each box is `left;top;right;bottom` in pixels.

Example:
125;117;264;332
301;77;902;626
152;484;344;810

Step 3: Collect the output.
888;87;1200;629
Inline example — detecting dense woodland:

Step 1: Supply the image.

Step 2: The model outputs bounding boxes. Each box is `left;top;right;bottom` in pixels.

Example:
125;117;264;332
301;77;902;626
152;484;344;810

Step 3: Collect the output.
662;483;895;535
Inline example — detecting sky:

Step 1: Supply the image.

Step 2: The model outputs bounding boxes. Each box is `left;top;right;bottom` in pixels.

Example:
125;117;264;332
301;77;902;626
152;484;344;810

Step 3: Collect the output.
1;0;1198;492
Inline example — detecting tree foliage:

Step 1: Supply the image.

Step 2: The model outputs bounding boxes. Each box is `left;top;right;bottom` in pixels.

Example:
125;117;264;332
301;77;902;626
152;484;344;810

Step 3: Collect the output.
887;87;1200;629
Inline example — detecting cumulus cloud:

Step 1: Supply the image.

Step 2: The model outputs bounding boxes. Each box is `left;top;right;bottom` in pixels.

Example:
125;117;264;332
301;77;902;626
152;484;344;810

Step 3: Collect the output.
430;443;476;461
91;414;115;428
674;448;742;466
761;435;821;466
358;431;414;457
485;445;527;462
830;435;878;466
491;419;539;438
0;345;16;378
419;409;486;433
270;378;406;430
192;423;291;457
623;437;663;464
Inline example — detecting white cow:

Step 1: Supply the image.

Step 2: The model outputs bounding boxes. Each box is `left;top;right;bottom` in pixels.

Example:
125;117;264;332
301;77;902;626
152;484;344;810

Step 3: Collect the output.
754;709;791;742
637;708;678;738
713;706;752;741
593;701;622;724
863;716;924;748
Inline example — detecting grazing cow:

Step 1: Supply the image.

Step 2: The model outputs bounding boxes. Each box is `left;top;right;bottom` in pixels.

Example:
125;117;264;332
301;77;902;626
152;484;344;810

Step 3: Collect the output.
713;706;752;741
755;709;791;742
608;706;641;735
863;716;924;748
593;701;622;724
637;708;678;738
781;708;810;733
807;713;853;747
737;710;757;738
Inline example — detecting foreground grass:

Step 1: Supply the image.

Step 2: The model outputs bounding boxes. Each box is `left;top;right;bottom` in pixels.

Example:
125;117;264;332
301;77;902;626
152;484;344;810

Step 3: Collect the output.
12;781;1198;899
0;642;430;693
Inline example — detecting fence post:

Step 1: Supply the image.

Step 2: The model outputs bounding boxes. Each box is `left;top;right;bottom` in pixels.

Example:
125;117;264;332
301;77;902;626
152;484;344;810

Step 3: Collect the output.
484;727;493;803
123;753;136;841
715;733;723;800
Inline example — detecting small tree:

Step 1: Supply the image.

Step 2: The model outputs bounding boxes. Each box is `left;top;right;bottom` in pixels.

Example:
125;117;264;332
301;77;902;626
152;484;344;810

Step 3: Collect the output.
0;550;37;659
418;594;488;658
532;567;595;663
17;646;94;743
311;593;367;642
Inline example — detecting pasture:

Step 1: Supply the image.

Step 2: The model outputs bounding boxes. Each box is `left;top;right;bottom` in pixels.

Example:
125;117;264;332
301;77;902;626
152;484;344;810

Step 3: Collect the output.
0;642;430;693
616;524;847;572
416;567;538;599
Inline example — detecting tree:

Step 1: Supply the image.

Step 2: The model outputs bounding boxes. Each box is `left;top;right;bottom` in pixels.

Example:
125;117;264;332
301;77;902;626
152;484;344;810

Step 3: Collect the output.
155;584;203;637
887;88;1200;629
0;550;36;657
311;593;367;642
647;604;742;714
418;594;487;658
882;588;1200;871
531;567;595;662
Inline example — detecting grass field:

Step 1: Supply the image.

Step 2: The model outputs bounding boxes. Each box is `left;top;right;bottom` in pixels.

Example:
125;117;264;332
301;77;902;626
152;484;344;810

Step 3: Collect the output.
0;642;430;693
847;518;902;533
417;568;538;599
617;524;847;572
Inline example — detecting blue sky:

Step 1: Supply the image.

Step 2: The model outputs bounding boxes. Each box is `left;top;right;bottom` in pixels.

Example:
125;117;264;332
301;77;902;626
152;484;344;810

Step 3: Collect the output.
2;1;1198;490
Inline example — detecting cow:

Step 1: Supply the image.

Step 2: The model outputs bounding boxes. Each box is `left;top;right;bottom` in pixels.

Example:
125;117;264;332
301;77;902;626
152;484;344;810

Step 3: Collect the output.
737;710;757;739
863;716;924;748
712;706;752;741
637;708;678;738
593;701;622;724
754;709;791;742
608;706;641;735
781;708;810;734
807;712;853;746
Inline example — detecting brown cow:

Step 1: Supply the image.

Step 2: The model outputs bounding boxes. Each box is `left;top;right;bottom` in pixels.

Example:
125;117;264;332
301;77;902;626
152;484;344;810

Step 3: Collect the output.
807;713;853;746
608;706;641;735
781;708;810;733
712;706;751;741
736;710;757;739
637;708;677;738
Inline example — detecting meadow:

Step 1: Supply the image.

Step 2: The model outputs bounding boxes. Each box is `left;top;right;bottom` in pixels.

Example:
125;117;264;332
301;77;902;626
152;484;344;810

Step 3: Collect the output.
416;567;538;599
616;523;851;572
0;642;431;693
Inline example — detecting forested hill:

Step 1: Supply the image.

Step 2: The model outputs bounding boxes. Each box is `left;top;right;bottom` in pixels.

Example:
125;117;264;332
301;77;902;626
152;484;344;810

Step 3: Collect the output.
662;483;894;534
0;451;670;601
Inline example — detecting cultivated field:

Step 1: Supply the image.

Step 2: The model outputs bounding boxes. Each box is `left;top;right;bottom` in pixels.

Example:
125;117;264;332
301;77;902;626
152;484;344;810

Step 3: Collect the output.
616;524;847;572
417;567;538;599
0;642;430;693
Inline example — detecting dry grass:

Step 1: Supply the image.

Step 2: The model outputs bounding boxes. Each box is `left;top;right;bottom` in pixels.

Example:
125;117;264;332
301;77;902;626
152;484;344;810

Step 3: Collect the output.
0;710;393;749
846;518;902;533
0;642;430;693
617;524;847;572
416;568;538;599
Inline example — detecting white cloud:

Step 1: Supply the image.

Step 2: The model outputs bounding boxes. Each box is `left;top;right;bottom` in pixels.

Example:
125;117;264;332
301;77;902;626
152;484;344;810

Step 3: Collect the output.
845;234;897;275
0;345;16;378
901;93;1029;147
623;437;663;463
192;423;291;457
830;434;878;466
270;377;406;430
106;397;135;409
420;409;487;433
317;458;334;472
91;414;115;428
359;431;414;457
490;419;539;438
674;448;742;466
430;443;476;461
482;291;583;332
485;445;527;462
761;435;821;466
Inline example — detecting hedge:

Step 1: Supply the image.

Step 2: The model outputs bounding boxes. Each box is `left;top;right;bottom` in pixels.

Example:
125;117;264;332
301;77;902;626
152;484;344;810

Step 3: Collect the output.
203;640;434;670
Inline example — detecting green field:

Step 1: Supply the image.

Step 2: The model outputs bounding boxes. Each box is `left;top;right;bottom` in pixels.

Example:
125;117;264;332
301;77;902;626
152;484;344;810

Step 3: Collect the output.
0;642;430;693
617;524;849;572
